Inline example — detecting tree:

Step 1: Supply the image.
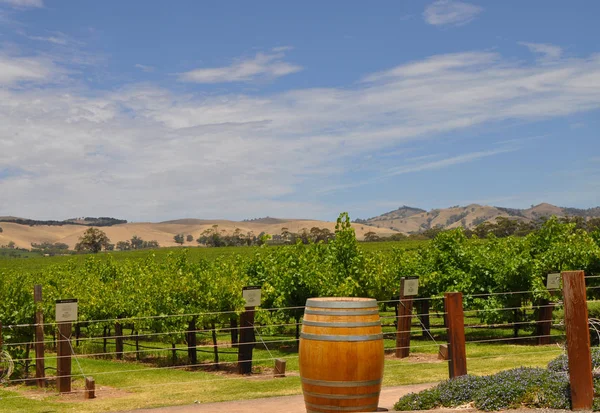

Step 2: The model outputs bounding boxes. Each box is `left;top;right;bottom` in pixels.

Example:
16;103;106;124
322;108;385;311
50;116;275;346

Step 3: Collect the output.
363;231;380;242
0;226;3;233
186;234;193;242
74;227;111;253
174;234;185;245
116;241;131;251
130;235;144;250
7;240;15;249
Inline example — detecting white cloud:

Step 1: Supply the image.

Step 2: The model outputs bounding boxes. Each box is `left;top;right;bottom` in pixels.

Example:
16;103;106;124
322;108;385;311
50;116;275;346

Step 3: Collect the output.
178;49;302;83
0;53;62;85
2;47;600;220
135;63;155;73
28;35;68;45
384;148;515;177
424;0;482;26
0;0;43;8
519;42;563;61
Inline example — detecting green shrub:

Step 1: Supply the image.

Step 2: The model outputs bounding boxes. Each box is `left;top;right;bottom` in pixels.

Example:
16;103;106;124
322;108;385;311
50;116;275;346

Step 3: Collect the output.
393;388;441;411
394;367;572;411
437;374;490;406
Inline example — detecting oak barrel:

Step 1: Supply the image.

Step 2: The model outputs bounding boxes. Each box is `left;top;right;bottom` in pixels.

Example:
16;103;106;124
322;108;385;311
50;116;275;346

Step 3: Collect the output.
299;297;384;413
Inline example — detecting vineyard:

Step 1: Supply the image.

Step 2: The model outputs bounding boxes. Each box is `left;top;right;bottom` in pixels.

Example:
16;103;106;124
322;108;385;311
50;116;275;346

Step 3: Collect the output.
1;213;600;412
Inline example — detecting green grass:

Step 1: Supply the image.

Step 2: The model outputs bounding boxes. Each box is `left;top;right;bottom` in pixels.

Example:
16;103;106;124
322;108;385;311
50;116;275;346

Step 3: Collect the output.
1;313;566;413
0;340;563;413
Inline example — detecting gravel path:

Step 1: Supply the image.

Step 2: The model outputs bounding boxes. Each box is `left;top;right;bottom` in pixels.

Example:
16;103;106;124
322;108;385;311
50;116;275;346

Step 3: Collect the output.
118;383;436;413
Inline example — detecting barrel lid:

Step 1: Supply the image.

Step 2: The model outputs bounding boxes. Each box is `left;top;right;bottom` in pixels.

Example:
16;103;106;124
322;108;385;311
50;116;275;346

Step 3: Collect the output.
305;297;377;309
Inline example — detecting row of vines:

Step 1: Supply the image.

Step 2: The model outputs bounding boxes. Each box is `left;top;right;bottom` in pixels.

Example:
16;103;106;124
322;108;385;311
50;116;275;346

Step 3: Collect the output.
1;213;600;366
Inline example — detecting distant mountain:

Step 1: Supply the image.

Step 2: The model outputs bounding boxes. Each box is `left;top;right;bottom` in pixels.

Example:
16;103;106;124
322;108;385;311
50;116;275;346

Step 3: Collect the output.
359;203;600;234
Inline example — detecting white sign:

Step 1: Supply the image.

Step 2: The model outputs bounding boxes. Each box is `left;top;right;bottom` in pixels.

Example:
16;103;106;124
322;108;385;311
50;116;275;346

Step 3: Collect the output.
56;299;78;323
403;278;419;297
242;286;262;307
547;273;561;290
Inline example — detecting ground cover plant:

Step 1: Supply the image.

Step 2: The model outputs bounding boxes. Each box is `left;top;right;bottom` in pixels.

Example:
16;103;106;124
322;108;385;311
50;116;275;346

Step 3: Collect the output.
394;348;600;411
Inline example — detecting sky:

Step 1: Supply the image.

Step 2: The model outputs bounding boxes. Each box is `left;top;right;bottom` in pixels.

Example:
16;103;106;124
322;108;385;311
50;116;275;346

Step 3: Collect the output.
0;0;599;222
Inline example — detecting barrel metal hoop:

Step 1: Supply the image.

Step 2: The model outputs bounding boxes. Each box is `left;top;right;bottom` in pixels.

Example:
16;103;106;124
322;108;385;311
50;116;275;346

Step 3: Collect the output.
302;320;381;328
306;299;377;309
305;402;379;411
301;333;383;342
304;309;379;316
303;390;380;400
301;378;383;387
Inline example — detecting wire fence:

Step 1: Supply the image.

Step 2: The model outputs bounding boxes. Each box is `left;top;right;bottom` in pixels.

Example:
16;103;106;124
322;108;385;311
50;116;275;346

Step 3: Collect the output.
2;279;598;402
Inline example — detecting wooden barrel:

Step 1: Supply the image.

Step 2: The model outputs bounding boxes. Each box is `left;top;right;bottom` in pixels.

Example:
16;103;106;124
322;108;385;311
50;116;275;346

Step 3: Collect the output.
299;297;384;413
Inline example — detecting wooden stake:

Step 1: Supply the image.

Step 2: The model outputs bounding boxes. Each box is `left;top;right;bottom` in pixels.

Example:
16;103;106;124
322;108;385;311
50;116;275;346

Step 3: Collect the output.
84;377;95;399
274;358;286;377
34;285;45;388
562;270;593;410
396;278;413;358
57;322;72;393
237;307;255;374
445;292;467;378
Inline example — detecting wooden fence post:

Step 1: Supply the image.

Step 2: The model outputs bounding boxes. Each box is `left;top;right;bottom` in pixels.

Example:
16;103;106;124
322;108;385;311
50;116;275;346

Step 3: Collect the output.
536;299;554;345
34;285;45;388
445;292;467;378
562;270;593;410
187;319;197;365
396;278;414;358
237;307;255;374
57;322;72;393
114;320;123;360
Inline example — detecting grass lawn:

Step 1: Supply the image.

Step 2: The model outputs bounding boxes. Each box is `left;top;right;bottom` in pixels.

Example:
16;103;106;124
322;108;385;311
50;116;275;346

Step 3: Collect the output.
0;337;565;413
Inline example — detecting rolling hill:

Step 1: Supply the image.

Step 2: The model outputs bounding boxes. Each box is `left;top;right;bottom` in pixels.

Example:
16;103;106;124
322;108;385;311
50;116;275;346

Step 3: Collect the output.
359;203;600;233
1;203;599;250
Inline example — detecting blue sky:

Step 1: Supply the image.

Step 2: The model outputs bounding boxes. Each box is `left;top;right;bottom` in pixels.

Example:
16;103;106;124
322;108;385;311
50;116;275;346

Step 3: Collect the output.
0;0;599;222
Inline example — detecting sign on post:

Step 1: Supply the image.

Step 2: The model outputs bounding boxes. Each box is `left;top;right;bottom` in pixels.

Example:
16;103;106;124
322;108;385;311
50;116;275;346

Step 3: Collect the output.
242;286;262;308
56;299;78;323
402;277;419;297
547;273;561;290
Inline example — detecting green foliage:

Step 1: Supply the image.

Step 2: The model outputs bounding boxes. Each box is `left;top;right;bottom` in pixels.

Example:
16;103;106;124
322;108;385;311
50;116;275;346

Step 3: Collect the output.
394;388;441;410
75;227;112;253
394;367;571;411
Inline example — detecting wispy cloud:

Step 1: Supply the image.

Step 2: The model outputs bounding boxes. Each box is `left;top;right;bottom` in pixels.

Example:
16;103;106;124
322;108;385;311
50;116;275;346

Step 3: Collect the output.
135;63;155;73
423;0;482;26
385;148;514;177
0;0;43;8
0;53;62;85
178;48;302;84
2;46;600;219
317;148;515;194
519;42;563;61
27;35;68;45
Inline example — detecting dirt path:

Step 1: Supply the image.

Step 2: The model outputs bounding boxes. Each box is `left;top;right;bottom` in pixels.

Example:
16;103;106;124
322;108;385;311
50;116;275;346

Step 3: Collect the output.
118;383;436;413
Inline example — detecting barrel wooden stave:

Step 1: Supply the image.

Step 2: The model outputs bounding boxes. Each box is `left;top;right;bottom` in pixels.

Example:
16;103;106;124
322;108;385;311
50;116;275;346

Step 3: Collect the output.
299;297;384;413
